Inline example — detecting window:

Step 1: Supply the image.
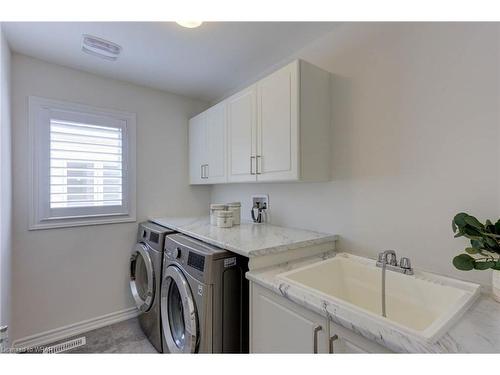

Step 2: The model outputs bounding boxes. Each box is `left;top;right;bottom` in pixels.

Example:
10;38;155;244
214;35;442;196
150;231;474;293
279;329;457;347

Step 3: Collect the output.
29;96;136;229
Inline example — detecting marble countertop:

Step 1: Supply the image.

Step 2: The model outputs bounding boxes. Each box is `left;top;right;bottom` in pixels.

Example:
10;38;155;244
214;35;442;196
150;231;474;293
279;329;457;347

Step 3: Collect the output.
151;216;338;258
247;253;500;353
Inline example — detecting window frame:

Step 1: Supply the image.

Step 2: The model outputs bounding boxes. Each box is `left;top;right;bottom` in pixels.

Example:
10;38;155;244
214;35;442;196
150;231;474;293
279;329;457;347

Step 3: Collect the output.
28;96;136;230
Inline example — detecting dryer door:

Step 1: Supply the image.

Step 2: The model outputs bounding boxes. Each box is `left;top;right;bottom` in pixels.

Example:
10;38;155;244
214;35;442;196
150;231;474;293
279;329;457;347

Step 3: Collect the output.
161;265;198;353
130;243;155;312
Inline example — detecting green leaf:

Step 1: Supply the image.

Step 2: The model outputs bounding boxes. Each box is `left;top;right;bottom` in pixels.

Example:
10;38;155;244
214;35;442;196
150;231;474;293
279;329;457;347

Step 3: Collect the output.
485;220;495;233
470;239;483;249
492;261;500;271
463;226;482;237
494;220;500;234
473;261;495;270
452;254;475;271
452;213;500;271
464;216;484;230
465;247;478;254
461;227;483;241
485;237;498;248
453;213;468;229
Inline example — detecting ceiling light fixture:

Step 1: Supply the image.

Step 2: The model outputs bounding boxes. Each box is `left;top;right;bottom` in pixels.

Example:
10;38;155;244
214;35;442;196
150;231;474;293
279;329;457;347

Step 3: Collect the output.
176;21;203;29
82;34;122;61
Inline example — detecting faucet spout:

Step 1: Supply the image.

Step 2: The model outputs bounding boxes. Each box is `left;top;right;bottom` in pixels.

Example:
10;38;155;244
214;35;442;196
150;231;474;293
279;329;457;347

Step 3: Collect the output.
379;250;396;318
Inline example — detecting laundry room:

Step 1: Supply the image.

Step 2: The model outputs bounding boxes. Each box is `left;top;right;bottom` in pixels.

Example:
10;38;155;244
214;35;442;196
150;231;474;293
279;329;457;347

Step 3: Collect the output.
1;1;500;373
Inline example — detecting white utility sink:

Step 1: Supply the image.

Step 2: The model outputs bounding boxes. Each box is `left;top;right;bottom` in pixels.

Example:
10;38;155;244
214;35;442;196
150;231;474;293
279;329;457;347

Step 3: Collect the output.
278;253;480;343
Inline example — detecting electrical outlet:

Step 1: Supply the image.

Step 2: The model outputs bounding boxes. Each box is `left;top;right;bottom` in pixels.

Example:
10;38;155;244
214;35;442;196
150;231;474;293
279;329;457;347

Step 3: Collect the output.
251;194;270;223
251;194;269;210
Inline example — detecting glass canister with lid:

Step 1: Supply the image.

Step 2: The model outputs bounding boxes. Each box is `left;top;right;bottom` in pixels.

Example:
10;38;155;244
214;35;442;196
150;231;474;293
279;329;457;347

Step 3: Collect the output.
216;210;234;228
227;202;241;225
210;204;227;226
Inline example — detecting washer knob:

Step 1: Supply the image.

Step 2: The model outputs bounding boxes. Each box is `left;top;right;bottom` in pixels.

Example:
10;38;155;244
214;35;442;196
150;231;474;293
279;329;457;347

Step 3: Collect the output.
169;247;181;259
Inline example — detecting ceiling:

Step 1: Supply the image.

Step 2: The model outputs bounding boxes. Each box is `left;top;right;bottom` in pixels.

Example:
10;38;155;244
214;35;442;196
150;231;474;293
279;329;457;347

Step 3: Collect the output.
3;22;337;102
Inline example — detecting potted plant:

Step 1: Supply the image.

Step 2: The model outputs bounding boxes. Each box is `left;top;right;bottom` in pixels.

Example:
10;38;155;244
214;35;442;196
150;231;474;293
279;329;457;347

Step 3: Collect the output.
452;212;500;302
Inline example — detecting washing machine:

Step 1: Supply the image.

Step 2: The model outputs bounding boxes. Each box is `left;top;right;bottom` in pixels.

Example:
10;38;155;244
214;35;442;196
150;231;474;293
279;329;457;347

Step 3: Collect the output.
161;234;249;353
129;221;174;352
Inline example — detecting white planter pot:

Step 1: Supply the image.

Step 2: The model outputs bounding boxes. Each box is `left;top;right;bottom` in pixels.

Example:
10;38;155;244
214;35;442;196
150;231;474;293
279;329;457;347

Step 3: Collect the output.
493;269;500;303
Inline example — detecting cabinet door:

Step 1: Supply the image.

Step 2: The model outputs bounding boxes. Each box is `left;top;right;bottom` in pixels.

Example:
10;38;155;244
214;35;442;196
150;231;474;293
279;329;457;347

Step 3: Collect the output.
256;62;299;181
328;321;391;353
205;102;226;183
227;85;258;183
188;112;207;185
250;283;328;353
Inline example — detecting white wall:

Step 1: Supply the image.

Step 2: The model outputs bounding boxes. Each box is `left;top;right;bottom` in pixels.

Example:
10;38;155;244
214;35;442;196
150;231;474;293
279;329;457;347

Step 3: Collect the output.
11;54;210;343
0;24;12;337
212;23;500;286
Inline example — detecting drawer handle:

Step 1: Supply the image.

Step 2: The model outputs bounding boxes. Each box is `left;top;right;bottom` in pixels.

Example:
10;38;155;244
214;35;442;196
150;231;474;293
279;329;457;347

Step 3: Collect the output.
329;334;339;354
313;325;322;354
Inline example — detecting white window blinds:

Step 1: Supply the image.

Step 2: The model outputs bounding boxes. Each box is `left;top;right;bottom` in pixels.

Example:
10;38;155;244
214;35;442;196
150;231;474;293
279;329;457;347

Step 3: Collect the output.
29;96;136;229
49;119;123;209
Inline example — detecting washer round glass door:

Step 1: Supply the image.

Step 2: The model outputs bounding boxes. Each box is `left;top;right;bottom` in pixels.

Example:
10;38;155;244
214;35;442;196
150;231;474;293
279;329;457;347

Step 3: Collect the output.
161;265;198;353
129;243;155;312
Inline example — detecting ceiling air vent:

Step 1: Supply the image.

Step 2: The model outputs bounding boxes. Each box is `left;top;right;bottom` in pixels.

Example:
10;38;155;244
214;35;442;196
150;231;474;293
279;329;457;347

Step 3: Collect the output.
82;34;122;61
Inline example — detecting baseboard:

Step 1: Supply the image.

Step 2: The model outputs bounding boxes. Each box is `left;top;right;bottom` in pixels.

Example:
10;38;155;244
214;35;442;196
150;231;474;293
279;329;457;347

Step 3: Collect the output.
12;306;140;349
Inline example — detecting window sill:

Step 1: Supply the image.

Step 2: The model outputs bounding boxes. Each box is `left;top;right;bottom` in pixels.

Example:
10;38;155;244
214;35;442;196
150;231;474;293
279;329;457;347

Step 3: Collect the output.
28;214;136;230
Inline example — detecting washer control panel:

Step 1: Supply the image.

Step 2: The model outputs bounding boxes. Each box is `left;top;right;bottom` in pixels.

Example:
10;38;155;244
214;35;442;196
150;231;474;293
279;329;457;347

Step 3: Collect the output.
188;252;205;272
137;221;173;252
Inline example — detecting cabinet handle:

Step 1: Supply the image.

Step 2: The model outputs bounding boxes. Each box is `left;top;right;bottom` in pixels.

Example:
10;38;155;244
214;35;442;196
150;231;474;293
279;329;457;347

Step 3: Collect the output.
313;325;322;354
201;165;204;179
250;156;256;175
328;334;339;354
201;164;208;179
256;155;262;174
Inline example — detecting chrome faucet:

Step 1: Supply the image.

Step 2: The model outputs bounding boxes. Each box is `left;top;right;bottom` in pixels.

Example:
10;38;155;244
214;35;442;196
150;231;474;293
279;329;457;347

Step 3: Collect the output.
377;250;414;318
376;251;413;275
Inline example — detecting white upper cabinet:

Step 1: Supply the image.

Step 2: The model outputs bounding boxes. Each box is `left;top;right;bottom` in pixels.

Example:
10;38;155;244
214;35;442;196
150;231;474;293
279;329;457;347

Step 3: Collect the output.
189;112;207;184
227;85;257;183
189;59;331;185
256;62;298;181
189;103;227;184
205;102;227;183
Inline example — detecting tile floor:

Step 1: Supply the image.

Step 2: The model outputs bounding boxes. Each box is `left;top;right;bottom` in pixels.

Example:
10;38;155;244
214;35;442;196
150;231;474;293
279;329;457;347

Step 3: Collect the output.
45;318;157;353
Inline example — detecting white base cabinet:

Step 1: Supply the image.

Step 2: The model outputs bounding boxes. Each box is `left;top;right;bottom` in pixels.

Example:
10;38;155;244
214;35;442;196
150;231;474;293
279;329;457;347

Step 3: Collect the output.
250;282;328;353
328;320;391;354
249;282;392;354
